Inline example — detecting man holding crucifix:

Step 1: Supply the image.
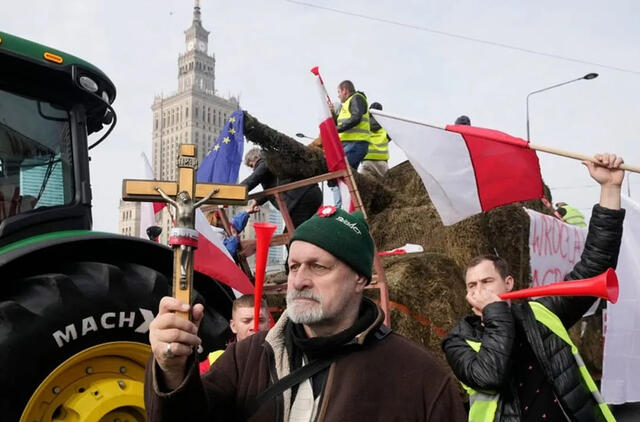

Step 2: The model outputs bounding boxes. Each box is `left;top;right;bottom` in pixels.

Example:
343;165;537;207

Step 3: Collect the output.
144;206;465;421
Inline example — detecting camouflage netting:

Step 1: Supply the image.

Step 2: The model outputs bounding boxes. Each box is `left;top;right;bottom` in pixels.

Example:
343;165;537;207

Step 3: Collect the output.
243;111;327;180
246;112;603;376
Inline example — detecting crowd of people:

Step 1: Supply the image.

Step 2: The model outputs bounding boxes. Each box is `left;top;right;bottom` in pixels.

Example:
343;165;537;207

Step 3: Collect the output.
143;77;627;421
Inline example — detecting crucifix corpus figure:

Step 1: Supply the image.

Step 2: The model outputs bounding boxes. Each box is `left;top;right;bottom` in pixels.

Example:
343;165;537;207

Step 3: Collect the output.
156;187;217;293
121;144;247;319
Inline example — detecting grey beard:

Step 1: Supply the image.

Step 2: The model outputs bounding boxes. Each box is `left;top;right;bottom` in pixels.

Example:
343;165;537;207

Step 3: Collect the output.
286;289;324;324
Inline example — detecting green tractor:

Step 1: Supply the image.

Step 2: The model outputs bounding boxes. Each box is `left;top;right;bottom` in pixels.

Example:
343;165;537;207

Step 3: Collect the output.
0;32;234;421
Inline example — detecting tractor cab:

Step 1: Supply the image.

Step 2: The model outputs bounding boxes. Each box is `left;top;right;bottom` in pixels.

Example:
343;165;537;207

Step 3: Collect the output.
0;32;116;246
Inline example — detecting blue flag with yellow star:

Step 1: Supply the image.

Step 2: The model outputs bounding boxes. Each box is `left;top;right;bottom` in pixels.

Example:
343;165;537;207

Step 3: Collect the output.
197;109;244;184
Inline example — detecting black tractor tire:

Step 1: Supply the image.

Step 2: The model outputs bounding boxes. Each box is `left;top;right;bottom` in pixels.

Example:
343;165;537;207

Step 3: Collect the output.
0;251;233;420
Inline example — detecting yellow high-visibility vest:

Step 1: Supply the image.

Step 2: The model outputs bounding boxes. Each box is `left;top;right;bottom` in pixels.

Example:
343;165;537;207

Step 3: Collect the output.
364;128;389;161
208;349;224;365
337;92;370;143
461;339;500;422
461;302;615;422
559;205;587;228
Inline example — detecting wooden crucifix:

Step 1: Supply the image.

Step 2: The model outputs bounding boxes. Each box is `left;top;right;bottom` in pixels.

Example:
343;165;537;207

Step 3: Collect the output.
122;144;247;319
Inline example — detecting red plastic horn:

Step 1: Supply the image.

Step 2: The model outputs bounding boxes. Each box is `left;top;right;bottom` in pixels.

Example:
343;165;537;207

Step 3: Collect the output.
253;222;277;331
499;268;619;304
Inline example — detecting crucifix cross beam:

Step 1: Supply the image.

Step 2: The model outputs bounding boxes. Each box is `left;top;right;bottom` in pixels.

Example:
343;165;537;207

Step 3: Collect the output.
121;144;247;319
122;144;247;208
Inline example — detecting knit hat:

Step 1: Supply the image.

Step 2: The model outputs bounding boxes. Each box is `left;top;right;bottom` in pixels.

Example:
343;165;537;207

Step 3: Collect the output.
290;206;374;282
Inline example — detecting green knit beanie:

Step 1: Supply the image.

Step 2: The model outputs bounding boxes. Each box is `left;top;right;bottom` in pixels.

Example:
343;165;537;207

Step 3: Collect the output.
290;206;374;281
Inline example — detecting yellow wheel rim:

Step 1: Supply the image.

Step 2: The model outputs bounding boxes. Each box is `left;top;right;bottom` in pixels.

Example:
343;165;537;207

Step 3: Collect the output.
21;341;151;422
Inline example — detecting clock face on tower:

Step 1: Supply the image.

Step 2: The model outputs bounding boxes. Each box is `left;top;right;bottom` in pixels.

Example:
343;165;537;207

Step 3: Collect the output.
197;41;206;52
187;40;195;51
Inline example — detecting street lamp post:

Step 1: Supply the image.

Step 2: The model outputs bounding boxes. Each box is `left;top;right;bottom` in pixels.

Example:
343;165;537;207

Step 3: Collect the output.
526;73;598;141
295;132;313;140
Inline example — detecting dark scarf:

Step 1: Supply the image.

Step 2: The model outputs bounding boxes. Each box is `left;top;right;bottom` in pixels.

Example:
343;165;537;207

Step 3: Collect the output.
283;298;379;400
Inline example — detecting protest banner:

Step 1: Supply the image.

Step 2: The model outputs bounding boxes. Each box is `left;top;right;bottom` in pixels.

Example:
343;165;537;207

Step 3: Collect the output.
524;208;587;287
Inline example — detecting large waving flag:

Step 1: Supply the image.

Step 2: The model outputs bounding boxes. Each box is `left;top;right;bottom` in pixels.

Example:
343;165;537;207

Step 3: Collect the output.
373;110;543;225
197;109;244;183
311;66;354;212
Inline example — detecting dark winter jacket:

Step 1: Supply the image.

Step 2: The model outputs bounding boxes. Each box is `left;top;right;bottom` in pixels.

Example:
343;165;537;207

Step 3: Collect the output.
240;157;322;227
146;299;466;422
443;204;625;421
370;113;382;132
369;114;391;142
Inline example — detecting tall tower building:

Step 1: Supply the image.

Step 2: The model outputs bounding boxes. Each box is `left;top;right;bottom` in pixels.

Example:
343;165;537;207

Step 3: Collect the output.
119;0;239;243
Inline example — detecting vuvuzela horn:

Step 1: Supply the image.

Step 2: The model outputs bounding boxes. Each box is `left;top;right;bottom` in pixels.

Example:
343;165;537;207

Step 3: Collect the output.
253;222;277;331
499;268;619;304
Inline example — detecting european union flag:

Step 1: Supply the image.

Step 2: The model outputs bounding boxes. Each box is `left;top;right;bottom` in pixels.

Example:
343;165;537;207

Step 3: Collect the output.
197;109;244;184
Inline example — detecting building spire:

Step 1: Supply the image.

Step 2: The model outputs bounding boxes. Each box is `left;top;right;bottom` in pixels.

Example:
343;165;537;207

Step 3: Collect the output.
193;0;201;23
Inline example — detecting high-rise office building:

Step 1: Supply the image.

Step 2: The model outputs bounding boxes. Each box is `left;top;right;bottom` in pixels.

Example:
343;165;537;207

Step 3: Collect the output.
119;0;239;243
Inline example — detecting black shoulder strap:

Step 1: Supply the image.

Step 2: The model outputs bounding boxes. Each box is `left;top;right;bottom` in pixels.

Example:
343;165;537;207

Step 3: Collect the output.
374;323;391;340
245;355;336;419
246;324;391;418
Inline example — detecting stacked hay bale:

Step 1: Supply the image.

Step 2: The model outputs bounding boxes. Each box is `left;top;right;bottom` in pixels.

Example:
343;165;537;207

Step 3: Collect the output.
243;111;603;376
365;161;546;365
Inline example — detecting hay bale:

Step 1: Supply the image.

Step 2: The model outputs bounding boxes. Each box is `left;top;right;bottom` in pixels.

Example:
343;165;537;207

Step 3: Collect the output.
382;252;467;366
370;161;550;289
569;311;604;378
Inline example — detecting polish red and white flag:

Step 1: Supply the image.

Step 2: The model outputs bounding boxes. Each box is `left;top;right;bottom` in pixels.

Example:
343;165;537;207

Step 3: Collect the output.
311;66;355;212
193;210;253;295
372;111;544;225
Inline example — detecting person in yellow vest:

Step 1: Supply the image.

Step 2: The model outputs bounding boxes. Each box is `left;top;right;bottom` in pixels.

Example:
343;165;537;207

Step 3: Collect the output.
200;294;271;373
360;102;391;179
331;80;371;207
556;201;587;228
333;80;371;168
443;152;625;422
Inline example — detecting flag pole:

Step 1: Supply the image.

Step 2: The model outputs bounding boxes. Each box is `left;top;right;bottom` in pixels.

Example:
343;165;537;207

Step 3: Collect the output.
528;143;640;174
345;163;368;218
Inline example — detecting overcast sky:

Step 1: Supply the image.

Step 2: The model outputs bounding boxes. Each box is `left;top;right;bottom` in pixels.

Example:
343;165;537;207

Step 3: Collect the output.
4;0;639;232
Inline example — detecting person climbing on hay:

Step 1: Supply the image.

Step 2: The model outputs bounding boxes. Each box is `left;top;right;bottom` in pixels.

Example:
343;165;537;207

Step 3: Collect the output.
443;152;625;421
241;147;322;228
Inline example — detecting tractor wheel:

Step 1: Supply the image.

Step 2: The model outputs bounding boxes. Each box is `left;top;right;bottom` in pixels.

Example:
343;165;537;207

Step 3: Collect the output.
0;259;232;421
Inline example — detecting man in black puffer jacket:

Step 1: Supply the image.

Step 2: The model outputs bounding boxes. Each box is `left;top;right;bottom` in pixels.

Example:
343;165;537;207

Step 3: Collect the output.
443;153;625;422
